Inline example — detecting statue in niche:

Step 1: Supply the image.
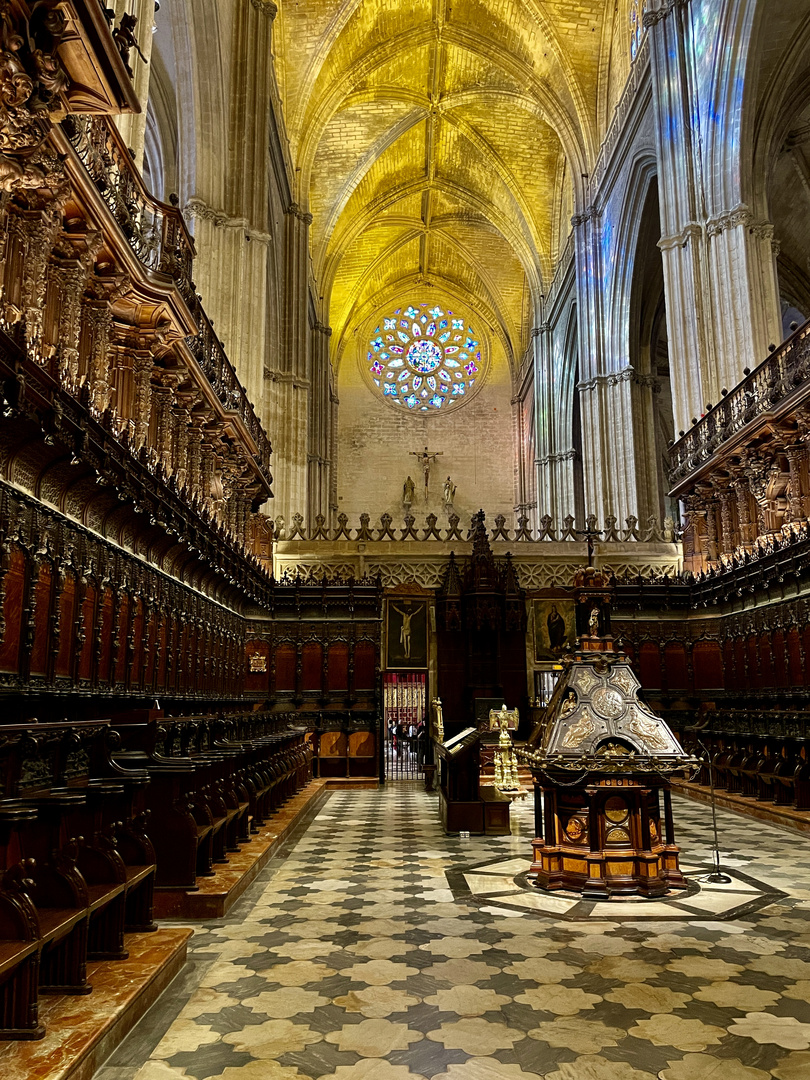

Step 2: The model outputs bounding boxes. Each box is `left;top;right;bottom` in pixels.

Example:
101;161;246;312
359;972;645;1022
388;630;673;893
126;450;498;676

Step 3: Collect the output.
663;515;675;543
403;475;415;506
443;476;456;509
588;607;600;636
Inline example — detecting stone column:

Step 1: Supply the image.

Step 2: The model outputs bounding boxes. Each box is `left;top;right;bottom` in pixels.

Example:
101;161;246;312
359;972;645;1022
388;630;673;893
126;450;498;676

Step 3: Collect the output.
308;322;333;523
572;204;647;524
113;0;157;169
646;0;782;432
183;0;276;424
266;202;312;520
533;323;553;515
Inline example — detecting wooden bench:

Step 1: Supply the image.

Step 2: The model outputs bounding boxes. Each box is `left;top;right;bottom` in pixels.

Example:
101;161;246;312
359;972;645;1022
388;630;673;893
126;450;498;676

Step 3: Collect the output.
0;721;159;1039
111;713;312;891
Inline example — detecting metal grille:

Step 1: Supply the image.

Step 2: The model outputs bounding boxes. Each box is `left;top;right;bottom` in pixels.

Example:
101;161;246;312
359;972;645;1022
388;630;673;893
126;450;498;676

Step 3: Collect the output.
383;672;427;780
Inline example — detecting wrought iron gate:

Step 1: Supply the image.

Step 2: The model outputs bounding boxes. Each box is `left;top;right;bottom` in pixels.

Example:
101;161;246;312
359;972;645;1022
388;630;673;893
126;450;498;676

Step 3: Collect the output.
383;672;427;780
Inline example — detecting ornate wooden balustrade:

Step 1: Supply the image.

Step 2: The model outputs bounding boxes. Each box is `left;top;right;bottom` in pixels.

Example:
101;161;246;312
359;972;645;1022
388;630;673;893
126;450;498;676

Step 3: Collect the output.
668;320;810;571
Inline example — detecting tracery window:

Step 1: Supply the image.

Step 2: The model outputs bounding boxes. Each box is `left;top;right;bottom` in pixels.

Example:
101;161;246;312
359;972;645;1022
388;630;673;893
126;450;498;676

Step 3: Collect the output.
630;0;647;61
365;302;484;413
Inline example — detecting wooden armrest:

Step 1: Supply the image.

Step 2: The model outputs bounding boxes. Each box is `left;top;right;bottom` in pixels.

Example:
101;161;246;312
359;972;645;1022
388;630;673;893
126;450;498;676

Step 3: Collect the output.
0;939;39;975
124;865;155;889
86;882;127;912
38;908;87;943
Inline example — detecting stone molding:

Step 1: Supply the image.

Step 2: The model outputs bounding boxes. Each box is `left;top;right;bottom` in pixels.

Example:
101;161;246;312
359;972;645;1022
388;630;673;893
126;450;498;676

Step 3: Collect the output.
183;198;272;244
571;206;597;229
263;367;311;390
658;222;703;251
658;209;775;248
537;449;577;467
578;368;635;392
272;549;683;590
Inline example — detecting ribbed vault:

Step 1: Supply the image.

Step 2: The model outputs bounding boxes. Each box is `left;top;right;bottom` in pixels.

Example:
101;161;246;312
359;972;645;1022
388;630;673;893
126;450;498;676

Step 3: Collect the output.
275;0;615;376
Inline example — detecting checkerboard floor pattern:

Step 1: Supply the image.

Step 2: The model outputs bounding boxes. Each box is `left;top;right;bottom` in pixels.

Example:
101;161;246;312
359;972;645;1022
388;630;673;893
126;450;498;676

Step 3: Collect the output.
97;787;810;1080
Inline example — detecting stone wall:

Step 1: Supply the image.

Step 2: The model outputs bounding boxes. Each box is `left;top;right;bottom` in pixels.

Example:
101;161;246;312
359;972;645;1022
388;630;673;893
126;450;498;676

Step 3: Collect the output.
335;341;516;522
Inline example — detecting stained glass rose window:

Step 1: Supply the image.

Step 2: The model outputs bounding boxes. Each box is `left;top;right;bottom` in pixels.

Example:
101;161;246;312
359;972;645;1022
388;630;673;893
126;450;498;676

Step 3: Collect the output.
365;302;484;412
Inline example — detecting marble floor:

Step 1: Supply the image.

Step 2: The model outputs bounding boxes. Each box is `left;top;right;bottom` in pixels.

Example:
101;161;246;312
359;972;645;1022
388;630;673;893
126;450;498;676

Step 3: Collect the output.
95;787;810;1080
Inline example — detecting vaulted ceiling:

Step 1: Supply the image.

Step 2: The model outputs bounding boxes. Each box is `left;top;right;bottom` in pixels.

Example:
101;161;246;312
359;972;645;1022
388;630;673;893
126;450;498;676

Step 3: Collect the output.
275;0;623;374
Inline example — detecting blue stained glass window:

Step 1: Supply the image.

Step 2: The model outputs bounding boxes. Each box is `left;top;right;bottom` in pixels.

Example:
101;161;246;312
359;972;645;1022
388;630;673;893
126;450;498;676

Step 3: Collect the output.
367;301;484;413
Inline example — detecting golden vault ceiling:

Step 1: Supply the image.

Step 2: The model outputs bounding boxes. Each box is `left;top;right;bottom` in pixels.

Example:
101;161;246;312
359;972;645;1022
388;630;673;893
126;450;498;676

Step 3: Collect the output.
275;0;624;375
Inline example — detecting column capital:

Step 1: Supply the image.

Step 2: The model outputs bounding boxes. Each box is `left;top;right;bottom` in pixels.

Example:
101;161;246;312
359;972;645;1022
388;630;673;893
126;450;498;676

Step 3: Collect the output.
643;0;691;29
251;0;278;19
287;202;313;225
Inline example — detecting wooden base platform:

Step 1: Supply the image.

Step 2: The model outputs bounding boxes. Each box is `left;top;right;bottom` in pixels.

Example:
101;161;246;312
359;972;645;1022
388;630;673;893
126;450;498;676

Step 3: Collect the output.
1;927;191;1080
153;779;329;919
673;781;810;836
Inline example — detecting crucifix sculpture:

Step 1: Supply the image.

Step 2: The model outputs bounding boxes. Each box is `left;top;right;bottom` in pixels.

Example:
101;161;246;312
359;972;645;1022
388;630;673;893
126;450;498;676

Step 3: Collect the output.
409;446;443;503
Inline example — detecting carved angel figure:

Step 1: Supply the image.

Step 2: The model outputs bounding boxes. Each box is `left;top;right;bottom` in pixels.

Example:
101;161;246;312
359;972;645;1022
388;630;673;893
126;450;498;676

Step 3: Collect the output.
628;709;669;752
561;709;595;749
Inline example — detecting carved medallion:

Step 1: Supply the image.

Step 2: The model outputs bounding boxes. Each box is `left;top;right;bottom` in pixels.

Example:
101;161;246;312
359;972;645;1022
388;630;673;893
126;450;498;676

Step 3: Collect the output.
591;686;624;720
564;815;588;843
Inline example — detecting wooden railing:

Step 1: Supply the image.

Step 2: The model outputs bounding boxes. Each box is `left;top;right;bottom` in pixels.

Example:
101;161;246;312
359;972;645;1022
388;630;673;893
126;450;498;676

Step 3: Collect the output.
668;320;810;491
61;114;272;480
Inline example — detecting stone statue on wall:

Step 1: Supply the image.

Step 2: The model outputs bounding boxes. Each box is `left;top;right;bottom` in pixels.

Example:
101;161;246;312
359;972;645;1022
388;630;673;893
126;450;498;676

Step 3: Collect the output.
403;475;415;505
443;476;456;509
410;446;442;502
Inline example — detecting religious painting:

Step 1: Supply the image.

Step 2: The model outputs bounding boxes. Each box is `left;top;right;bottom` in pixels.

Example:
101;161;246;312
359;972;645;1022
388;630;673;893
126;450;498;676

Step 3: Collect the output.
533;599;576;661
386;598;428;669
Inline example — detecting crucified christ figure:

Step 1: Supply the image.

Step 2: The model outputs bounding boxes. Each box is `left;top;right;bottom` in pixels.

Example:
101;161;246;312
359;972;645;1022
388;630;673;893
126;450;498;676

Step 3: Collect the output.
392;603;424;659
409;446;443;503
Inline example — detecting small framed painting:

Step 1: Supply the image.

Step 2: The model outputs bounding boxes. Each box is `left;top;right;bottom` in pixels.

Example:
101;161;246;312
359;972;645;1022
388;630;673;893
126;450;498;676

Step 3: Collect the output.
534;598;576;661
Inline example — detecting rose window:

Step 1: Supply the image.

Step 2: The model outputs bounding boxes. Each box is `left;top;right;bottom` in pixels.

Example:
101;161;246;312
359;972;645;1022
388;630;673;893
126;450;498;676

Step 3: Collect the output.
366;302;484;412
